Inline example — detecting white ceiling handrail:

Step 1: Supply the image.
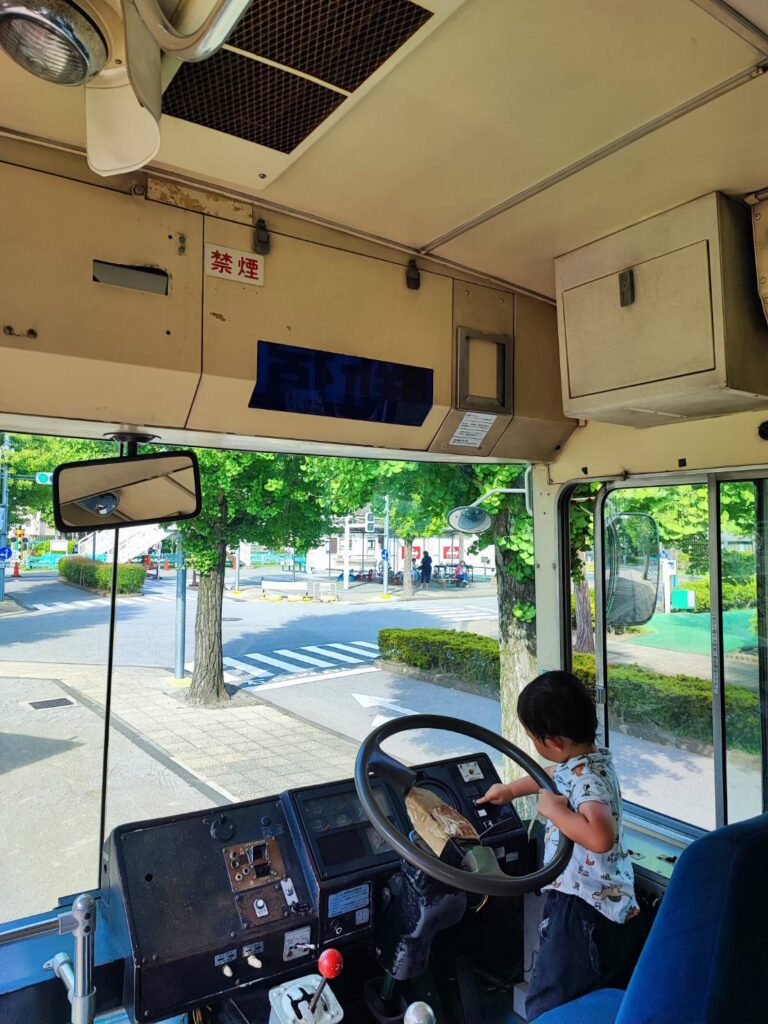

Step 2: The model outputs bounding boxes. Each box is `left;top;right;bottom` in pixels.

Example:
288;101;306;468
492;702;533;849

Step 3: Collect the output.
128;0;252;62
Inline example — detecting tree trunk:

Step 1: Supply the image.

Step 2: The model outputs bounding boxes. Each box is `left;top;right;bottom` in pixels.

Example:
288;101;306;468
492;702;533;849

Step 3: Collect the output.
402;537;414;599
187;542;228;705
574;575;595;654
494;510;539;818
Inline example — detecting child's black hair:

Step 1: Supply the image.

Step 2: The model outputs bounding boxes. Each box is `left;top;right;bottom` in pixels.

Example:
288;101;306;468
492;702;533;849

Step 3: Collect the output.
517;671;597;744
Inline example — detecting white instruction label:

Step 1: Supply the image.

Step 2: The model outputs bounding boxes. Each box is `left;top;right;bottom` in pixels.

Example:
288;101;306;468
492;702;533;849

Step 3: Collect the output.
449;412;497;448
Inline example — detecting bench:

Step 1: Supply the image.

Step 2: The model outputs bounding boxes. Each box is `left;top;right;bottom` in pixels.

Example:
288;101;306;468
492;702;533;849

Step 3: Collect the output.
261;580;308;599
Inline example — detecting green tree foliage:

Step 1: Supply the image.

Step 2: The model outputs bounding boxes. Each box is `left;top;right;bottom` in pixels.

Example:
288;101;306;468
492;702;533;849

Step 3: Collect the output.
302;458;475;597
4;434;115;527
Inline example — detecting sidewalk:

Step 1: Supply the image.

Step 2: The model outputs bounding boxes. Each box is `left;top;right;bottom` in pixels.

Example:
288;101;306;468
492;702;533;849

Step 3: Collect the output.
0;660;360;804
226;578;499;604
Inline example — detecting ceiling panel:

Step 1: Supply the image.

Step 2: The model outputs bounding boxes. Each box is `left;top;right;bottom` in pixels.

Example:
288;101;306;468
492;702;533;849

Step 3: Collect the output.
0;0;763;281
432;71;768;296
259;0;761;243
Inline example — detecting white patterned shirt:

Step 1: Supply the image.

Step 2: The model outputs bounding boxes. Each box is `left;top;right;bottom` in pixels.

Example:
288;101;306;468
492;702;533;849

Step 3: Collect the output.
543;748;639;923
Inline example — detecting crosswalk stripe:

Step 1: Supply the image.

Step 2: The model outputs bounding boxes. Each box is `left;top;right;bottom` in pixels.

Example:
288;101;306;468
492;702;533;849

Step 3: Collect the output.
274;649;335;668
245;652;311;673
302;645;363;664
347;640;380;650
327;643;378;657
223;656;271;678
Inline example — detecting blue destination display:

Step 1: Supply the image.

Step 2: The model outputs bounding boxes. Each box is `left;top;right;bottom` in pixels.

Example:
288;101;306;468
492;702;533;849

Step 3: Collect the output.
249;341;433;426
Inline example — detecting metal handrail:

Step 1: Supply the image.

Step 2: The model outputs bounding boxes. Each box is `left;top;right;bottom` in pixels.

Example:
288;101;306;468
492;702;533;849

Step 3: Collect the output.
0;915;59;946
0;894;97;1024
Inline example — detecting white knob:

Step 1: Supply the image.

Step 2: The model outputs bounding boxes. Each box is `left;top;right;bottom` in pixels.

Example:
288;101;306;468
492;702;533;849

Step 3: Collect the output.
247;955;263;969
404;1002;436;1024
222;965;234;978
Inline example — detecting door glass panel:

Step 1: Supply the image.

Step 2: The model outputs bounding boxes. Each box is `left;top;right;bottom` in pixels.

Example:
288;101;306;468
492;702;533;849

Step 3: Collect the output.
601;484;715;829
719;481;764;823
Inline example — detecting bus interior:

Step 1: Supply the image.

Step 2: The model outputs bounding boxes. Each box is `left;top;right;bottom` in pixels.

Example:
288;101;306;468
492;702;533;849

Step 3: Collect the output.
1;1;768;1022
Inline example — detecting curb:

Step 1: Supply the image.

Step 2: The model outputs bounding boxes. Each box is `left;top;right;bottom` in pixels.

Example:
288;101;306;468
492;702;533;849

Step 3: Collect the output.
374;658;500;701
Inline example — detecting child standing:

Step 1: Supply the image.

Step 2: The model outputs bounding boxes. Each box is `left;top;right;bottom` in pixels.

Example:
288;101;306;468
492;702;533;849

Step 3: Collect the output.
477;671;641;1021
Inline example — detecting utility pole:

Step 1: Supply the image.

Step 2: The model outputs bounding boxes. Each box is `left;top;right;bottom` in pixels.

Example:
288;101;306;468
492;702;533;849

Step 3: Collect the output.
234;544;241;592
174;533;187;679
383;494;390;596
343;516;351;591
0;435;11;602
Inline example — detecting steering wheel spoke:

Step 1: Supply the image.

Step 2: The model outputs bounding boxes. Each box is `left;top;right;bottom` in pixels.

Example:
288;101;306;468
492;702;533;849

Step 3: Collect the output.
355;713;573;897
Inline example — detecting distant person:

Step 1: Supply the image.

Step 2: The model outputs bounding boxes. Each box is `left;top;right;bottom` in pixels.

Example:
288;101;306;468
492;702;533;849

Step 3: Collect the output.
411;557;420;584
454;560;468;587
420;551;432;587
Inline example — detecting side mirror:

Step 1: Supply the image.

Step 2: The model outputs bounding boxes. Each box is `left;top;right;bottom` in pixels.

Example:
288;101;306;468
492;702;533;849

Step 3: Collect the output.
53;452;201;532
605;511;660;627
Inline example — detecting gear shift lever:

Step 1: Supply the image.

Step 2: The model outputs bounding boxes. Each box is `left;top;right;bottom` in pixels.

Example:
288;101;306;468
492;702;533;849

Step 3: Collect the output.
308;948;344;1016
404;1002;436;1024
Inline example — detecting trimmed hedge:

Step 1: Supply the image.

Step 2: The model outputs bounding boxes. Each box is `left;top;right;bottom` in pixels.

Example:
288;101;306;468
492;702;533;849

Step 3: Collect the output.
58;556;146;594
378;628;499;688
678;576;756;613
378;628;759;756
572;652;759;755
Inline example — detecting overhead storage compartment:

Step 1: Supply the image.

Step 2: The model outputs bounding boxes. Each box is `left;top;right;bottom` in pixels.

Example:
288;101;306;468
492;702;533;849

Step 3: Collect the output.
0;164;203;428
555;193;768;427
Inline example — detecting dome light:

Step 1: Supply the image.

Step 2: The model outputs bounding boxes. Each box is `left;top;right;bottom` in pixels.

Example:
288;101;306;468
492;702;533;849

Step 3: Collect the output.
0;0;106;86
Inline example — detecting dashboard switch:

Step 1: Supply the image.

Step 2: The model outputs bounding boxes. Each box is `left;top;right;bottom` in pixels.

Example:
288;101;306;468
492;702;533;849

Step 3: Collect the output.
247;955;263;969
221;965;234;978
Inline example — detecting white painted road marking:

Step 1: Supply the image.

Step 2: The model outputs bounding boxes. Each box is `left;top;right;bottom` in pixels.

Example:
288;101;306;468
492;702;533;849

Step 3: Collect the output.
303;645;363;664
274;649;335;668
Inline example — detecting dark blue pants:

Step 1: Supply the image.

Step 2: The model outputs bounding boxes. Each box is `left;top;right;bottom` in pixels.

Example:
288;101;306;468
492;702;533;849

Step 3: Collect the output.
526;891;643;1021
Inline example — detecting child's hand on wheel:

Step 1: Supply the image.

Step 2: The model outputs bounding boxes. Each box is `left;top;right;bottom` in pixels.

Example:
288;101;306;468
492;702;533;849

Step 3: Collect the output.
476;783;511;806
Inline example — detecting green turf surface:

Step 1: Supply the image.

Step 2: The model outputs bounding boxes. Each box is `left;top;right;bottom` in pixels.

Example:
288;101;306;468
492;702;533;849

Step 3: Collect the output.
625;609;755;654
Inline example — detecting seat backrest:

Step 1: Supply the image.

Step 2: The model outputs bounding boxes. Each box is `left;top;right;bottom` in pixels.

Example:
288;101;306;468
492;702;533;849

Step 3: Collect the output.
616;812;768;1024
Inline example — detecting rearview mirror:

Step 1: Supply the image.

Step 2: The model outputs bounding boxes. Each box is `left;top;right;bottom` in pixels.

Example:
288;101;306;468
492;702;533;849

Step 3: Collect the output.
53;452;201;532
605;511;660;627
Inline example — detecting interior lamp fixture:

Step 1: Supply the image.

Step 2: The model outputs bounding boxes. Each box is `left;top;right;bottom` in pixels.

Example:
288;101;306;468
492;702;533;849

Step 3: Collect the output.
0;0;106;85
0;0;252;177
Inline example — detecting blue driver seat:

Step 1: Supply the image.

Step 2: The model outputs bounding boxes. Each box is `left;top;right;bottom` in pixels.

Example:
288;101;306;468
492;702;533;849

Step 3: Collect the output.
536;812;768;1024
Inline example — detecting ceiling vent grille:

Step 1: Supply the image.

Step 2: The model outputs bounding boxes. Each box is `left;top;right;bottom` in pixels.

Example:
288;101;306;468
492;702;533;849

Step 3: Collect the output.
163;49;344;153
228;0;432;93
162;0;433;153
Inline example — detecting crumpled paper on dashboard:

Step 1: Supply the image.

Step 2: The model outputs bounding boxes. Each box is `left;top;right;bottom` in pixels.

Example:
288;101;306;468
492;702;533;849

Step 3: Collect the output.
405;786;480;857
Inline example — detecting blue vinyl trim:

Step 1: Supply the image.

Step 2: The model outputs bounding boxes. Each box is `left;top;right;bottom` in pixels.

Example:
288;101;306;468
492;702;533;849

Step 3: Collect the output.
0;893;124;996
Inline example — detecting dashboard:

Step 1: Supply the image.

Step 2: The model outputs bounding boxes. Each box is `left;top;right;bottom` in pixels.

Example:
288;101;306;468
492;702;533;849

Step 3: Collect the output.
101;753;528;1023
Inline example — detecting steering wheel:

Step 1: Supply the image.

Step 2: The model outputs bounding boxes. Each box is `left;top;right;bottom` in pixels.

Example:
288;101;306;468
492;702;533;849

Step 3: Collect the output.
355;714;573;897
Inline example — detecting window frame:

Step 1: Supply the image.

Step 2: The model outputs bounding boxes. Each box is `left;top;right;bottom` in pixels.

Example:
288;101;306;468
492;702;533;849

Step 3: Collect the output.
559;470;768;833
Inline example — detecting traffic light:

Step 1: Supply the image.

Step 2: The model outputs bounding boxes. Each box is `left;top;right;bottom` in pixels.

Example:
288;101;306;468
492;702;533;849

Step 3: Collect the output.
365;512;376;533
14;528;24;539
